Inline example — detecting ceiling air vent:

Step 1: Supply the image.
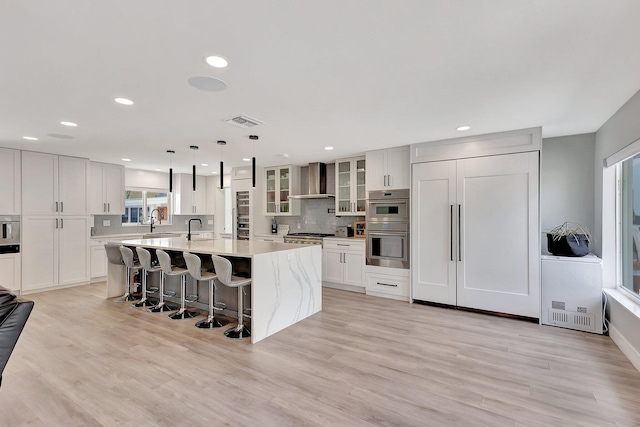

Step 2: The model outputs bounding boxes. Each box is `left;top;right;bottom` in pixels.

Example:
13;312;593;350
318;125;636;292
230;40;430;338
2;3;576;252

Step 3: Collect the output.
225;114;264;129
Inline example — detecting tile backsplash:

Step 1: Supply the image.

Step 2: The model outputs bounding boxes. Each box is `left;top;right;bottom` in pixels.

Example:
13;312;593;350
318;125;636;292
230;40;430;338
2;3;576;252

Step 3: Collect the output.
273;198;364;234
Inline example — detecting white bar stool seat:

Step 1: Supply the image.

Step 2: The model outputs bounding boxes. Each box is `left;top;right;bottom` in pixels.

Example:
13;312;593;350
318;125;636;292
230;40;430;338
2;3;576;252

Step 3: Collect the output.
133;247;162;308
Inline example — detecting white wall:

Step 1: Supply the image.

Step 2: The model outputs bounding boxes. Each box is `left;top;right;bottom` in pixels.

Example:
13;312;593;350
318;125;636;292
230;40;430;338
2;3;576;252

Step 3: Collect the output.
541;134;595;236
594;88;640;369
124;169;169;189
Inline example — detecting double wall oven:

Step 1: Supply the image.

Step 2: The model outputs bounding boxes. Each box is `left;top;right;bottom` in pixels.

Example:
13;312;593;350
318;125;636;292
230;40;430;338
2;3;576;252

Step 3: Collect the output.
0;216;20;254
366;189;409;269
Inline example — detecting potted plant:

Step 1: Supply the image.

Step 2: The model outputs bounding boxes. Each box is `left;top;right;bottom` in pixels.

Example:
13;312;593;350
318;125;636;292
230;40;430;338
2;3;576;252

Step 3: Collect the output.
547;222;592;257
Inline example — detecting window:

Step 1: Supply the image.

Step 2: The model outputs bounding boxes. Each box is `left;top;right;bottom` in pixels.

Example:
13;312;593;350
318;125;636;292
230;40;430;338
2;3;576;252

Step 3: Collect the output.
619;155;640;297
122;188;171;225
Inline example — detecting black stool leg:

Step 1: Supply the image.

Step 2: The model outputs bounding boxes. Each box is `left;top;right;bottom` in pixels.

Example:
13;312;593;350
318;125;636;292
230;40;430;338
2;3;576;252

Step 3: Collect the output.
196;279;228;329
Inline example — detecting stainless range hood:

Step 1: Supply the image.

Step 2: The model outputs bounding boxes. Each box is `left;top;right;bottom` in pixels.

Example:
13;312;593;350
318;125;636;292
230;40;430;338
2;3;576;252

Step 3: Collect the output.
288;162;335;199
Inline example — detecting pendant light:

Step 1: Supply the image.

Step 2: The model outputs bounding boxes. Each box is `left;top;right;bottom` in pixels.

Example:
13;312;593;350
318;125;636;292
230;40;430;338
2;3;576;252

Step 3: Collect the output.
217;140;226;189
249;135;258;188
167;150;175;192
190;145;198;191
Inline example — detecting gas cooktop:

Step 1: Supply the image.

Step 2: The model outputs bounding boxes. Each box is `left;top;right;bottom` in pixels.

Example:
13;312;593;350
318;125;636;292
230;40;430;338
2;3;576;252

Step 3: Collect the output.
286;232;335;237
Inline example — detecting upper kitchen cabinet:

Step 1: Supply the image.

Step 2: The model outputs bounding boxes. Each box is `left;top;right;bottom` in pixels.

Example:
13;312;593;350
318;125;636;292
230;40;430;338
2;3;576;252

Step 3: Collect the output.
0;148;21;214
264;165;300;216
22;152;89;215
335;156;366;216
173;173;207;215
366;146;410;191
89;162;125;215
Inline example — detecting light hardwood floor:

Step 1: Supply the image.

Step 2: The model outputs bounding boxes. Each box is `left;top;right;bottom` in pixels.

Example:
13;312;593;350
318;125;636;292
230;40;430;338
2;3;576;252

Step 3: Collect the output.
1;283;639;426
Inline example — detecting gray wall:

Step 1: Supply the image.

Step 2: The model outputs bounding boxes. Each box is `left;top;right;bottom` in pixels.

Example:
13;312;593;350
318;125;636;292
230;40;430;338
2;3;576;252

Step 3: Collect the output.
541;134;595;238
594;88;640;367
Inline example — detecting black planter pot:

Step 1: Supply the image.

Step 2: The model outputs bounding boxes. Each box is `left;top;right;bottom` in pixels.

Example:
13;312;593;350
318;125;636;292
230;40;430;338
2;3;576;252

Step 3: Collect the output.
547;233;590;257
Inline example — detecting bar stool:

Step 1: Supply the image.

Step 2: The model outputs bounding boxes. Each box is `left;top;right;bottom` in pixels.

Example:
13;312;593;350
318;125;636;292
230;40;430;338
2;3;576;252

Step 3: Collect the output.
184;252;229;329
211;255;251;339
105;243;136;303
133;247;161;308
119;246;144;306
156;249;199;320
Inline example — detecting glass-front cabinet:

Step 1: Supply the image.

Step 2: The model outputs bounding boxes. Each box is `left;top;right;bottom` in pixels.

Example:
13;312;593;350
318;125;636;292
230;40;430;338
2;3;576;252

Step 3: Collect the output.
336;156;366;216
264;165;300;216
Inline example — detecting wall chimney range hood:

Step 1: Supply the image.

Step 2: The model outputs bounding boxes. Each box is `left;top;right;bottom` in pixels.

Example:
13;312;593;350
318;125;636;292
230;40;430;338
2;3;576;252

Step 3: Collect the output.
288;162;335;199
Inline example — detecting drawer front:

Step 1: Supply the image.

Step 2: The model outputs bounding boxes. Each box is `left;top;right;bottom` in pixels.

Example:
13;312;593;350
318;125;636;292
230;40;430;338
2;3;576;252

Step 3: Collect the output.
323;239;365;252
366;272;409;297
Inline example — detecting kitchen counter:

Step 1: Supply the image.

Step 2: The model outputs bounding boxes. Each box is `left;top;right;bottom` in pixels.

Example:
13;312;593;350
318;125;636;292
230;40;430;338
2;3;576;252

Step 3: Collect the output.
109;237;322;343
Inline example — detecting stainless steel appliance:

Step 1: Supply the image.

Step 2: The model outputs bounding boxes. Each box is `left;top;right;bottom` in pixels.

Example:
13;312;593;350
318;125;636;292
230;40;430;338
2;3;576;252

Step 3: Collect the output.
335;225;353;238
283;233;335;246
366;190;409;269
0;216;20;253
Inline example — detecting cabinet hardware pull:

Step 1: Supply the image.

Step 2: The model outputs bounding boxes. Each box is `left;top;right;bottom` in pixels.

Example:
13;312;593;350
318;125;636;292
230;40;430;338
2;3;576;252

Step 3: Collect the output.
60;201;63;212
61;218;64;229
103;203;106;212
383;175;387;187
107;203;110;212
458;204;462;262
387;175;391;187
56;218;58;228
337;244;349;247
377;282;398;287
450;204;454;261
55;201;58;212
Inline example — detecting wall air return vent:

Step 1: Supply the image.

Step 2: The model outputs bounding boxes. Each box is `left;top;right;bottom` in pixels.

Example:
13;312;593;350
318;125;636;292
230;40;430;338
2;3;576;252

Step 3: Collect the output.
225;115;264;129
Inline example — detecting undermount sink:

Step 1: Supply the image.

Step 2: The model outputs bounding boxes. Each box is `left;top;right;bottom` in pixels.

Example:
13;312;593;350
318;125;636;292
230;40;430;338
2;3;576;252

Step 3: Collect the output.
142;232;181;239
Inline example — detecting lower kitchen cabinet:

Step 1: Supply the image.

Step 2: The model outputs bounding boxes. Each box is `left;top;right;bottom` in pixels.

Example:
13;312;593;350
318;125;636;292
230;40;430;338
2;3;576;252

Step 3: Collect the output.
323;239;365;288
365;265;410;301
0;253;21;293
90;239;108;281
22;215;90;292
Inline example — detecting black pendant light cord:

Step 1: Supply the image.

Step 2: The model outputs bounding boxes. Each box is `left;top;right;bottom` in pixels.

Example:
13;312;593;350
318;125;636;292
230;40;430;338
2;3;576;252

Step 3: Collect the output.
190;145;199;191
167;150;175;193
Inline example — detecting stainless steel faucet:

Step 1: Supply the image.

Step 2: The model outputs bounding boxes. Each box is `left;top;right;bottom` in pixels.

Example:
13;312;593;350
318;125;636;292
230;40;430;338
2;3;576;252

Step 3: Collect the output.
150;209;161;233
188;218;202;241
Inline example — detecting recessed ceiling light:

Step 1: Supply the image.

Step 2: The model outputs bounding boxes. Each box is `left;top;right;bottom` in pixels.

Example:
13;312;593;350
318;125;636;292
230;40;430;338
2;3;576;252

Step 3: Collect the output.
211;171;218;174
201;163;208;166
23;136;38;141
60;121;78;127
154;168;161;171
48;133;75;139
122;158;131;162
188;76;227;92
114;98;134;105
204;55;229;68
324;146;334;151
457;125;471;131
242;158;251;162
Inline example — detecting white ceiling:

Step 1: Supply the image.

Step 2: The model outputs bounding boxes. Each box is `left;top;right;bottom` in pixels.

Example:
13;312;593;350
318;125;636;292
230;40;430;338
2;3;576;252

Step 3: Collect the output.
2;0;640;174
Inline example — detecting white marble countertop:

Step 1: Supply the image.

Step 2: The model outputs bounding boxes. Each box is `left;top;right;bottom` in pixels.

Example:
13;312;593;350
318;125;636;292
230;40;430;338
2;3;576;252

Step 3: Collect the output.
120;236;308;258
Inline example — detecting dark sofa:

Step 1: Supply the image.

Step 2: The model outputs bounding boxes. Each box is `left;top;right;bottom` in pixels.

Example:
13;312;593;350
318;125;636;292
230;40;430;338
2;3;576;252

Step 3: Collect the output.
0;285;34;389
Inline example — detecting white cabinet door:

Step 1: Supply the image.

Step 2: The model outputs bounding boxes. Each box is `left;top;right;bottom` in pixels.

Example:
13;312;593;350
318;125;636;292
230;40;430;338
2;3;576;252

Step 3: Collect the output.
22;151;58;215
59;216;90;286
456;152;539;318
90;243;108;279
412;160;457;305
343;251;365;286
264;166;300;216
335;157;366;216
89;162;105;214
103;164;124;214
0;254;21;292
0;148;21;214
58;156;89;215
365;150;386;191
22;216;58;291
386;146;410;190
323;249;344;283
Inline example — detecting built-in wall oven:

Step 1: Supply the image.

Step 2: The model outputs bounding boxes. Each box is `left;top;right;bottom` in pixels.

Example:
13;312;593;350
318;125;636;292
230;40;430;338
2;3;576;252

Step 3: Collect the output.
0;216;20;254
366;190;409;269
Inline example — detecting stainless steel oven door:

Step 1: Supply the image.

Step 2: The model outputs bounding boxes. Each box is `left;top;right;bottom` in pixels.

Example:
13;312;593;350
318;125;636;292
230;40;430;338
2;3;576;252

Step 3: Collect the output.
366;230;410;269
366;199;409;223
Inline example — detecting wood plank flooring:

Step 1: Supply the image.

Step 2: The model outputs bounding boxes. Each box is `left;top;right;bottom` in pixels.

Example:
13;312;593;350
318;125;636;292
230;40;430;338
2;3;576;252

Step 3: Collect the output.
1;283;640;426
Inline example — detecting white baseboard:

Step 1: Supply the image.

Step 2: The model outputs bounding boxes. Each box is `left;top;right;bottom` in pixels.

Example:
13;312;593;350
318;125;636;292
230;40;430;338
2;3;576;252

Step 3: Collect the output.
609;324;640;372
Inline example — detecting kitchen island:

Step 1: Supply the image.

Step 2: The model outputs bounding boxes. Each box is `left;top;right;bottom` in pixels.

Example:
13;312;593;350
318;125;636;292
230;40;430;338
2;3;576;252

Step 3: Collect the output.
108;237;322;343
